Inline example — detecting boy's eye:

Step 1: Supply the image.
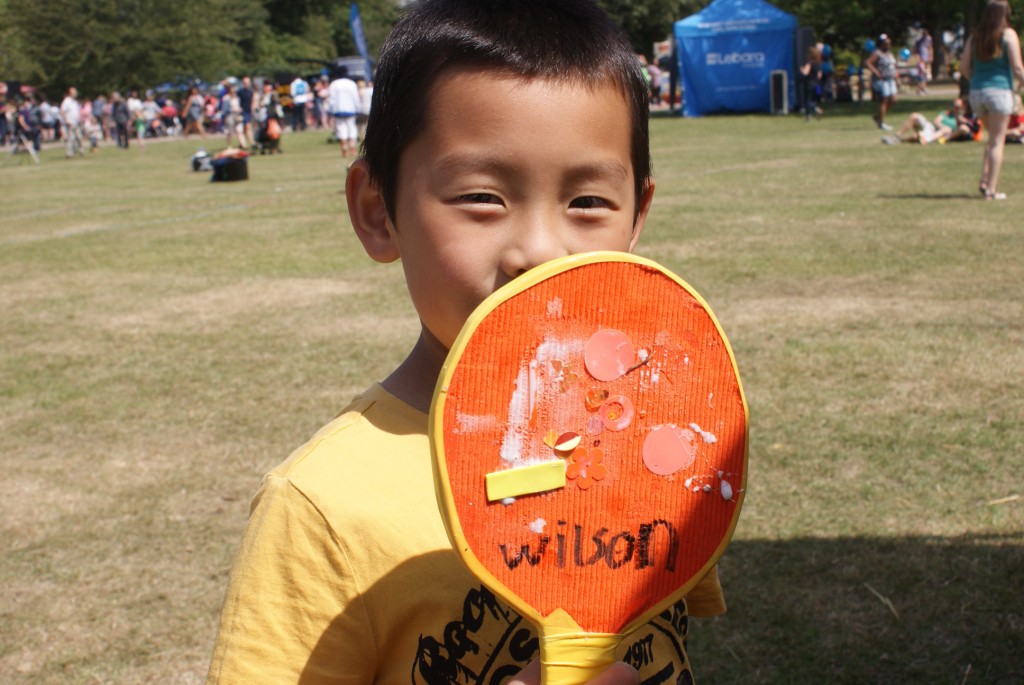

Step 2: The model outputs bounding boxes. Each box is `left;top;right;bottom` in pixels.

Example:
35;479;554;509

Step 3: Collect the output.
569;196;612;210
458;193;502;205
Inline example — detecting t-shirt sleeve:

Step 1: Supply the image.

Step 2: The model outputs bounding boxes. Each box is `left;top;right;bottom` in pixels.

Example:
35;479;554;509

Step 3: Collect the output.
206;474;375;684
684;563;727;617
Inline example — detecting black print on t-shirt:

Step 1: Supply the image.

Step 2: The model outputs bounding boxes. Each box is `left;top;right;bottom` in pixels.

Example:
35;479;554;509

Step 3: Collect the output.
412;586;692;685
413;585;536;684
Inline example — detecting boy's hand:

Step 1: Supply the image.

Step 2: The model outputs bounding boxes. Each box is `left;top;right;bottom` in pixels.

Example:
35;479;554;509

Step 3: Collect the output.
509;660;640;685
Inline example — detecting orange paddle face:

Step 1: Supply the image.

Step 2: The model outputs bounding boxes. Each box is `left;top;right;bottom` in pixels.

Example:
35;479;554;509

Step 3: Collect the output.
432;253;747;637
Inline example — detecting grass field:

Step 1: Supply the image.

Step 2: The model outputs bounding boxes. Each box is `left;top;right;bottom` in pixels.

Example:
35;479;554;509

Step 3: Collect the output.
2;87;1022;684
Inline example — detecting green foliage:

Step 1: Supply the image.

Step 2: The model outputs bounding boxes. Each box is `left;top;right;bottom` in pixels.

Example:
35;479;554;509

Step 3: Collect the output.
0;0;39;78
773;0;1024;51
2;0;266;97
598;0;704;54
0;0;402;97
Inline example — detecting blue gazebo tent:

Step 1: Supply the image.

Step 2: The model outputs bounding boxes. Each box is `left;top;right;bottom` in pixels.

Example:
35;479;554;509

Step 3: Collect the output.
674;0;797;117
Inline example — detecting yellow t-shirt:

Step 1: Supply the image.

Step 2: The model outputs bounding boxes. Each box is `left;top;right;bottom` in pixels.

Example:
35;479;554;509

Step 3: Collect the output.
206;384;726;684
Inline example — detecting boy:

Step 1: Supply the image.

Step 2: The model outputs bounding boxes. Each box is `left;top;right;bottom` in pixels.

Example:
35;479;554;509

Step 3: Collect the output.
83;114;102;153
206;1;726;683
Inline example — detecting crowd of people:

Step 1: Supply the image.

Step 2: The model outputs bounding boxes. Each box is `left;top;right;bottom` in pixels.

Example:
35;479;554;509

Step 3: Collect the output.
4;51;669;165
1;70;374;158
883;93;1024;147
4;6;1021;202
872;0;1024;201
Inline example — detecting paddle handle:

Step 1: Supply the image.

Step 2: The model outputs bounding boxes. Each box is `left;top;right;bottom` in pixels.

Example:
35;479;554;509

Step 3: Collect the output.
538;625;622;685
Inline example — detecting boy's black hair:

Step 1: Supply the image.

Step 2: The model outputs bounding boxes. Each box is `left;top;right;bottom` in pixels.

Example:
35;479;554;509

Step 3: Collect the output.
361;0;651;222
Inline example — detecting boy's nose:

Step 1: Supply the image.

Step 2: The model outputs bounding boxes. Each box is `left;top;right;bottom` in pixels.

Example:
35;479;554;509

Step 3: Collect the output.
501;212;569;278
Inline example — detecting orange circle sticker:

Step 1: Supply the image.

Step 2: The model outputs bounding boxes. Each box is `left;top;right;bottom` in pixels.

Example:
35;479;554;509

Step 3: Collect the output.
642;425;697;475
599;394;634;431
584;329;634;381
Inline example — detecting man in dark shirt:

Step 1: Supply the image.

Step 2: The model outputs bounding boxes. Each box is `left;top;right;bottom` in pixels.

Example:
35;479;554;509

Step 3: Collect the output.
238;77;254;148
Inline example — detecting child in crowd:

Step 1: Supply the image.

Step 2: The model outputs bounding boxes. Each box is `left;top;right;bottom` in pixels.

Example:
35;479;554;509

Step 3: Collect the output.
205;1;726;683
82;114;101;152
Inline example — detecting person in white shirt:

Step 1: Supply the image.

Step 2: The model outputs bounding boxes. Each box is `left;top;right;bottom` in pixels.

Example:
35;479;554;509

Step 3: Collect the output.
357;79;373;141
60;86;83;157
289;76;310;132
327;67;361;157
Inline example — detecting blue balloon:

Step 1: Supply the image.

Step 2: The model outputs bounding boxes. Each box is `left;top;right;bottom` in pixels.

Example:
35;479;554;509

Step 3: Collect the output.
900;48;911;61
822;44;832;58
864;39;876;53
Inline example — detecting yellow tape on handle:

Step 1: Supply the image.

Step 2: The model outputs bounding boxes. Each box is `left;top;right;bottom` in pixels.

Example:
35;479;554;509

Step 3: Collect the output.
538;610;621;684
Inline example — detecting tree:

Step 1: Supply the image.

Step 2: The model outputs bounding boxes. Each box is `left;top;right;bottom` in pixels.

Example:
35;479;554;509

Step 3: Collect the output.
260;0;401;66
771;0;1023;81
1;0;265;97
774;0;1023;52
598;0;704;55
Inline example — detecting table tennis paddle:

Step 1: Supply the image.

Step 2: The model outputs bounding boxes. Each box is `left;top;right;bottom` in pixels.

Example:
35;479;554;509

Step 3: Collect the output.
430;251;747;684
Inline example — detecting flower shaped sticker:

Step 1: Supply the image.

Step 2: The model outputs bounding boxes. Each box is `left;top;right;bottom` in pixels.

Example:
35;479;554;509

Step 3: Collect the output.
566;446;607;490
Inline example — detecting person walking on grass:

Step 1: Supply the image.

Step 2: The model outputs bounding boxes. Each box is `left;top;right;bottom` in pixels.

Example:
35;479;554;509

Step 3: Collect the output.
221;82;248;150
327;66;360;157
960;0;1024;200
289;74;310;132
915;28;933;95
111;92;130;149
866;34;898;130
183;86;206;139
800;44;824;120
60;86;84;157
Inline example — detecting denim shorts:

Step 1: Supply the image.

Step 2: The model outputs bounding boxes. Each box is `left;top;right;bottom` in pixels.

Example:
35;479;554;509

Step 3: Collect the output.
875;78;898;98
970;88;1014;116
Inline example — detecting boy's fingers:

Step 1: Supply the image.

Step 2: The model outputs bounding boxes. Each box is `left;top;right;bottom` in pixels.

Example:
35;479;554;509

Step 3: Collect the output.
507;660;640;685
507;659;541;685
590;662;641;685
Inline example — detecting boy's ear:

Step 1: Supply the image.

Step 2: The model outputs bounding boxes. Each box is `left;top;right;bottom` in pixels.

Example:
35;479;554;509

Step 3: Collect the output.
346;158;400;263
629;176;656;252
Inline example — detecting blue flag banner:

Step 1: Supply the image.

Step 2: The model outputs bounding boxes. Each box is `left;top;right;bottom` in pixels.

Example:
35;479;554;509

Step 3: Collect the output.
674;0;796;117
350;3;372;80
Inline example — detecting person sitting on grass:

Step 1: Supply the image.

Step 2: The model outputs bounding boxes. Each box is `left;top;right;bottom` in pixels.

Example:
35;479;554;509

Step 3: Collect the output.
938;98;982;142
204;1;725;683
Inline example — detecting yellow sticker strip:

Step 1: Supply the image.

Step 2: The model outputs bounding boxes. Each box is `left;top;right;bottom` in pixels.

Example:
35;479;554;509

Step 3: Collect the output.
486;461;566;501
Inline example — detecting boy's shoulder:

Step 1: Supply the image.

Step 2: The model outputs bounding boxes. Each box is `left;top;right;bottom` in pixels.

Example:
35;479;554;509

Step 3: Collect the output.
266;384;430;507
253;382;448;576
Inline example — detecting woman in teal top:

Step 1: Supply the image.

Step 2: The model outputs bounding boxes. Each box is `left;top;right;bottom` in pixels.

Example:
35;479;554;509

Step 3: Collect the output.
961;0;1024;200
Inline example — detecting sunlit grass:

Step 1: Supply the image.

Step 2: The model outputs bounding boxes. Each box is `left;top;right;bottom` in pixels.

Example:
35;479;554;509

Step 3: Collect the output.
2;88;1021;683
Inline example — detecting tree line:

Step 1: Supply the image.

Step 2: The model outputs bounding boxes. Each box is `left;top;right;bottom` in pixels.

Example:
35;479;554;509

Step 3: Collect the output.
1;0;1016;100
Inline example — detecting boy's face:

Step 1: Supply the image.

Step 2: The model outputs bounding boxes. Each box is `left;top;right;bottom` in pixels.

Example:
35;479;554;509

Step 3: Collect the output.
354;67;653;353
